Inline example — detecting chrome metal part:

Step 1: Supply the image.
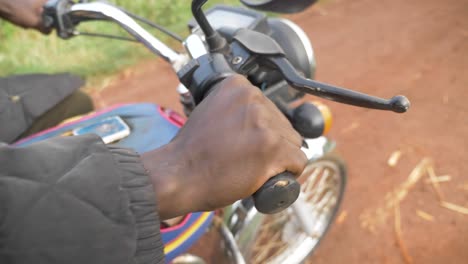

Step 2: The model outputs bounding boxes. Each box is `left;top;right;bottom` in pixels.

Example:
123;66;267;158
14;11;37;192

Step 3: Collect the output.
226;201;249;236
291;193;316;236
302;137;327;160
278;18;316;78
177;83;196;116
177;83;191;94
232;56;243;65
214;216;246;264
184;34;208;59
69;2;187;69
234;152;344;264
172;254;207;264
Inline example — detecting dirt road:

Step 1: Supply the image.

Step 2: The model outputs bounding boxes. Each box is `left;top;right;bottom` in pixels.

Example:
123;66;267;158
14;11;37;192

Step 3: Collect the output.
91;0;468;262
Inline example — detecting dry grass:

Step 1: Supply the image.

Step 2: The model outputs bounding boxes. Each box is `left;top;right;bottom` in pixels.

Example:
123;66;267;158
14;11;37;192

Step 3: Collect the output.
416;210;434;222
360;158;431;233
394;203;413;264
440;202;468;215
360;156;468;263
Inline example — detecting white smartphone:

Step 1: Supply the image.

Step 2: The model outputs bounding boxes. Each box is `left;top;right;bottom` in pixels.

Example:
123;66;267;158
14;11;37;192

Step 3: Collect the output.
72;116;131;144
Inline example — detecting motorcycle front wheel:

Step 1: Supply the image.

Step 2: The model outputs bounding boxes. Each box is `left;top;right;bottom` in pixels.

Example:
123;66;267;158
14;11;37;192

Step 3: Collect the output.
247;154;346;264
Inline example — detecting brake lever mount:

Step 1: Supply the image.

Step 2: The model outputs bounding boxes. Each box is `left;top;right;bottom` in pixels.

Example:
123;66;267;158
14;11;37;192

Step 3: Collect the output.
43;0;76;39
178;53;235;104
228;29;410;113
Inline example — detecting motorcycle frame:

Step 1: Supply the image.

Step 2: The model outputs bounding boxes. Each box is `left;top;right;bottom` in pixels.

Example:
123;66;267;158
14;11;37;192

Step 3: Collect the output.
49;2;329;262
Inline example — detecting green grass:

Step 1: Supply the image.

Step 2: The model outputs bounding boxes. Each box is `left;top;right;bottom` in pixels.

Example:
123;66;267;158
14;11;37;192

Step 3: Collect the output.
0;0;237;78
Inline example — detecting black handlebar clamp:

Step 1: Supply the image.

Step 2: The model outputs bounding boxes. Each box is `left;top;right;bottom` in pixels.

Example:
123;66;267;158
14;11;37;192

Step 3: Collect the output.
178;53;235;104
43;0;75;39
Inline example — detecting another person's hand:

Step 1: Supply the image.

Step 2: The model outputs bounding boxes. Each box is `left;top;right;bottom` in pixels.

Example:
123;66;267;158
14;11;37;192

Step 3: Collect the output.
0;0;49;32
143;75;307;219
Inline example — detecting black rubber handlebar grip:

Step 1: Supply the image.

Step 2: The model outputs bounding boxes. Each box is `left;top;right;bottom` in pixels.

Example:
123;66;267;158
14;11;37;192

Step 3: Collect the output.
253;171;300;214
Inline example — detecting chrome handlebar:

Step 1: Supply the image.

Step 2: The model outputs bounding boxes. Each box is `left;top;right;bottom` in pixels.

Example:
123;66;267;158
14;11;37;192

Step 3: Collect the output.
48;1;188;70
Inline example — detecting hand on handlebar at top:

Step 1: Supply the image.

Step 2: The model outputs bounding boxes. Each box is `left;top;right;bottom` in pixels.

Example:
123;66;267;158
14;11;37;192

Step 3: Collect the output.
0;0;50;33
142;75;308;220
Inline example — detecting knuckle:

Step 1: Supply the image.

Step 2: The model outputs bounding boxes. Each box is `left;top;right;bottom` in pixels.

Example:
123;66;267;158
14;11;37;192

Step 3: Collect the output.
288;149;308;176
259;130;280;149
236;85;263;103
292;129;303;145
251;89;266;103
247;103;268;127
298;154;308;174
226;74;249;86
299;151;308;167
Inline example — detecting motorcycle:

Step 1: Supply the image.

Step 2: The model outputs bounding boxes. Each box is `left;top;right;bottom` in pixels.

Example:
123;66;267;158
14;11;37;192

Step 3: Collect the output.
14;0;410;263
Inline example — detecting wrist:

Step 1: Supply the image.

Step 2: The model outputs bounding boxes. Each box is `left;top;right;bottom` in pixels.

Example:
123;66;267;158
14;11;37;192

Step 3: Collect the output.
142;143;199;220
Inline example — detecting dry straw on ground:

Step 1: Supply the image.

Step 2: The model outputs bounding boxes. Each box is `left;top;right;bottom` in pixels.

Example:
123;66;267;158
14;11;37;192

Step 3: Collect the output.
336;211;348;225
416;210;434;222
394;203;413;264
424;175;451;184
440;201;468;215
361;156;467;264
360;158;431;233
387;150;402;167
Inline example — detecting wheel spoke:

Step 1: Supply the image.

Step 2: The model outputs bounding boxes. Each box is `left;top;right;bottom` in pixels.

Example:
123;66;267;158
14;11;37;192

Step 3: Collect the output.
301;166;322;192
247;158;345;264
308;168;330;204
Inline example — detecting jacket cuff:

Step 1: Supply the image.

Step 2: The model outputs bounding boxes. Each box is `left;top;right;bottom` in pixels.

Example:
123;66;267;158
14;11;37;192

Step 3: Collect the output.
109;146;165;264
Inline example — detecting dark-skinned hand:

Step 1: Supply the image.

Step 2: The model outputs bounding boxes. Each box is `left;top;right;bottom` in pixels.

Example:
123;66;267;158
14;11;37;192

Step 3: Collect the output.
142;75;307;219
0;0;49;32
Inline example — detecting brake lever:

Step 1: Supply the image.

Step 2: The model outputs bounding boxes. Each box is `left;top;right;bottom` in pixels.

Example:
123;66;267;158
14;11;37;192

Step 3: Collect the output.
267;56;410;113
43;0;76;39
229;28;410;113
43;0;114;40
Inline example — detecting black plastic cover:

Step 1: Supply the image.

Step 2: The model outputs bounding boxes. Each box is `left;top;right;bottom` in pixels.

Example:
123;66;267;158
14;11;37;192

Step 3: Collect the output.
241;0;318;14
233;29;285;56
177;53;235;104
291;103;325;138
188;5;269;33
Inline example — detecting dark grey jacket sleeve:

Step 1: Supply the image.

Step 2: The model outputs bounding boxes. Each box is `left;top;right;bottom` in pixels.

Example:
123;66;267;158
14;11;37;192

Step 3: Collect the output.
0;135;165;264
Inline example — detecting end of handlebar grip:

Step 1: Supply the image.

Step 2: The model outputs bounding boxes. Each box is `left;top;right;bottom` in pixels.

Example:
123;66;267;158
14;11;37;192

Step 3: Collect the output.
42;15;54;29
253;172;300;214
390;95;411;113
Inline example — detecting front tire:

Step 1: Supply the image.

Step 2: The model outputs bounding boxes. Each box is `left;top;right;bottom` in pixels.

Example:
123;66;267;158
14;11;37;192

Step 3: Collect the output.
247;154;346;264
